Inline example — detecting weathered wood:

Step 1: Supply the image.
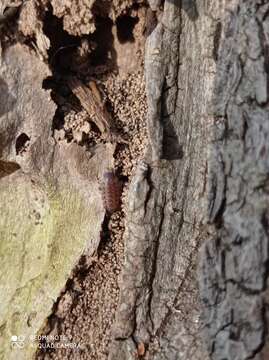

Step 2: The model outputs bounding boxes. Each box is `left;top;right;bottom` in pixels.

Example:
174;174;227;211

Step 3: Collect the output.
109;0;222;358
0;44;107;360
4;0;267;358
68;78;112;136
68;77;126;143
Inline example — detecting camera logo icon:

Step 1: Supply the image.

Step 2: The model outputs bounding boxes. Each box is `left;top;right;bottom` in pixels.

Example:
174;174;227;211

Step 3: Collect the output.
11;335;25;349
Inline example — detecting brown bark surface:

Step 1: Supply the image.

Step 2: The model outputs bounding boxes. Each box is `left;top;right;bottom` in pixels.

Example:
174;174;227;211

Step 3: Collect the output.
109;0;221;358
2;0;268;359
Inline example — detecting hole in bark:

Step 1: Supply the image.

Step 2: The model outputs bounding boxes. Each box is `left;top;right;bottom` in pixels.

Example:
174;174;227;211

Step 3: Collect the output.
42;76;75;132
35;4;148;357
42;7;83;134
42;9;117;137
90;16;115;67
15;133;30;155
116;15;138;43
43;5;80;74
51;108;65;131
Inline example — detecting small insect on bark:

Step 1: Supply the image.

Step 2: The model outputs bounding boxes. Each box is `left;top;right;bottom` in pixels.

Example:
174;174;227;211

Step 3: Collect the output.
135;341;146;358
101;170;122;214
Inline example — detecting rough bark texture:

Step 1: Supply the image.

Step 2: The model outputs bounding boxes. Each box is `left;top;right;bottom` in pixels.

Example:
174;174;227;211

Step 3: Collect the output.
0;44;108;360
4;0;267;359
0;2;148;359
199;1;269;359
109;0;223;358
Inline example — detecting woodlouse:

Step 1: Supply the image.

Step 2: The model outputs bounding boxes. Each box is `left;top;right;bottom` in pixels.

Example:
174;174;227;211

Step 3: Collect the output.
137;342;145;357
101;170;122;214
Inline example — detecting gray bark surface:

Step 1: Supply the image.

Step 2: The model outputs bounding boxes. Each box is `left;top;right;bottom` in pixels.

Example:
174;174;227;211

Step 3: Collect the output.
109;0;223;358
199;1;269;359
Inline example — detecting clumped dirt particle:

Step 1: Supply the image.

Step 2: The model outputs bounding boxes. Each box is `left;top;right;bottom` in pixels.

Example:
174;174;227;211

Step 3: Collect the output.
62;109;91;144
104;69;148;176
50;0;96;36
37;66;148;359
36;211;125;360
46;0;146;37
110;0;145;21
34;2;149;359
53;68;148;173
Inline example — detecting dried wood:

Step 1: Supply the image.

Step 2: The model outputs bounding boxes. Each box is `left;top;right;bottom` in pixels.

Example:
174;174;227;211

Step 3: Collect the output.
68;77;126;143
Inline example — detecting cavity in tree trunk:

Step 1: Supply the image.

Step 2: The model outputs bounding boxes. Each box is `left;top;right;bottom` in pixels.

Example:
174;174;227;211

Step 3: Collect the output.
0;0;268;360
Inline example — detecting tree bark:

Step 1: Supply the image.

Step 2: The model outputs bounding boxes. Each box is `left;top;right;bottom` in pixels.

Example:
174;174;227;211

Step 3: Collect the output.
109;0;223;358
199;1;269;359
2;0;268;359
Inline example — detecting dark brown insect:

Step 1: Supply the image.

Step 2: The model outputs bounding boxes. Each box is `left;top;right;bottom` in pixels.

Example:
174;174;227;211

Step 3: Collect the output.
101;170;122;214
134;341;146;358
137;342;145;357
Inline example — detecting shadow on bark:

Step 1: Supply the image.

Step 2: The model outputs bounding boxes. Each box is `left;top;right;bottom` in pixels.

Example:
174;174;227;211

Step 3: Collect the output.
0;77;16;116
167;0;198;21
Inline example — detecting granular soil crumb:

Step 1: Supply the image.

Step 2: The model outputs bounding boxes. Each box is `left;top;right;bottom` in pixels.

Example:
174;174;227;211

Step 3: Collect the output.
37;211;125;360
62;109;91;143
35;1;148;356
50;0;96;36
104;69;148;176
1;1;149;359
36;69;148;359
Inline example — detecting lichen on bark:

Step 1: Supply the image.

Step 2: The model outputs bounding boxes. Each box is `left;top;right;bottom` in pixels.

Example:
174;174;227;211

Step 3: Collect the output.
0;44;105;360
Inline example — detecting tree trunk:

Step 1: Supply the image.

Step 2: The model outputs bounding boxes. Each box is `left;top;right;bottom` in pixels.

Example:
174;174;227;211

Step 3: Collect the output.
109;0;221;358
1;0;267;359
199;1;269;359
